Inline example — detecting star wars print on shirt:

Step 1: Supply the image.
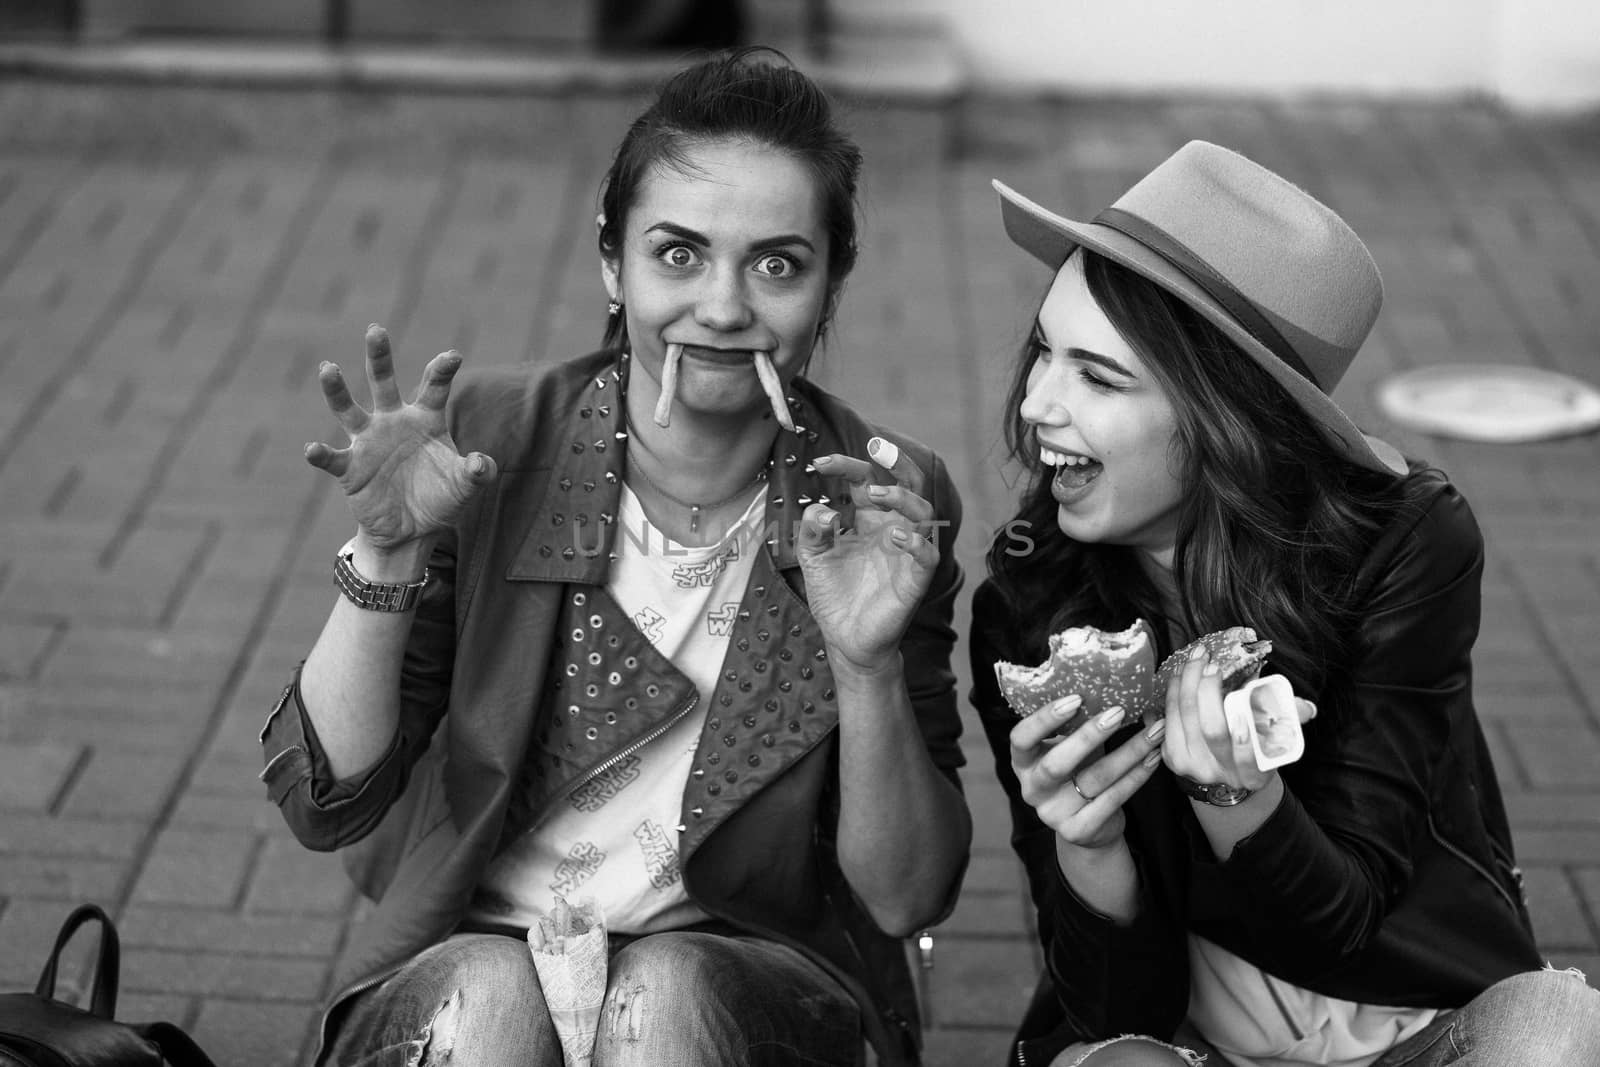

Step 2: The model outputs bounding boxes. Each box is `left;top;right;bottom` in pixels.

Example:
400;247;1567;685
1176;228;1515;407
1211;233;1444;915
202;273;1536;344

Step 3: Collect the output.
464;484;766;935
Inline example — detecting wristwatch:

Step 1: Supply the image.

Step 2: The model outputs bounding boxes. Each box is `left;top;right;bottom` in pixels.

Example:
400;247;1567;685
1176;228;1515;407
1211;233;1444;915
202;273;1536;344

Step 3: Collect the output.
1173;773;1255;807
333;538;428;612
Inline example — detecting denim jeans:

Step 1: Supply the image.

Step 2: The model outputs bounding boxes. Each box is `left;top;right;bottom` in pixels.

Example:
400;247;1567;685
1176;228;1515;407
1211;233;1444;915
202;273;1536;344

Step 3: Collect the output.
323;928;863;1066
1052;969;1600;1066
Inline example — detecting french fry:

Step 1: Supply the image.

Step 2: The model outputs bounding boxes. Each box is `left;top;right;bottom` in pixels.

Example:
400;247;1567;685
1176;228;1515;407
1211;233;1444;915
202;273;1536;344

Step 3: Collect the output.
654;343;682;428
753;351;797;432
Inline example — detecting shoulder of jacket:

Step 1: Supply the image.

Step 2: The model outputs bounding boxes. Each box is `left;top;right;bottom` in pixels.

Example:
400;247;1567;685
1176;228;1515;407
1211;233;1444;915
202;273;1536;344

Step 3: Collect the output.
449;352;614;463
1362;468;1484;607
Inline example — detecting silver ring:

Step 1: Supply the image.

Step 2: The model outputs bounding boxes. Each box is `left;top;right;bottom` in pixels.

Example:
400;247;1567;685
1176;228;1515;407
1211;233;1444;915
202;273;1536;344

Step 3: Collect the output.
1071;778;1093;802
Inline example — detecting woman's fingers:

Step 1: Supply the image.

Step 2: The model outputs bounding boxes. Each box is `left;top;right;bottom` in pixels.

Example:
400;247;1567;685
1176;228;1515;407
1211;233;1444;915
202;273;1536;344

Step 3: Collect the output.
813;449;936;528
864;483;934;525
1011;695;1083;754
413;350;463;412
796;502;841;556
303;440;350;477
867;436;926;495
1078;739;1164;816
1193;659;1233;767
318;361;370;434
364;324;405;413
1073;714;1165;798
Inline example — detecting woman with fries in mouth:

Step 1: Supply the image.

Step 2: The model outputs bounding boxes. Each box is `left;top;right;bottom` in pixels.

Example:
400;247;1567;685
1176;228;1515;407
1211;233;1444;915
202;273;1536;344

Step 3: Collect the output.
262;47;969;1067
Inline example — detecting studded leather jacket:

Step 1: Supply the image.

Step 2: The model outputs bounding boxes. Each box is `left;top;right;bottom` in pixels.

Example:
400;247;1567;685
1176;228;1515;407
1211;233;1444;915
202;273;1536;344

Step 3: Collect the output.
971;470;1542;1065
261;351;967;1065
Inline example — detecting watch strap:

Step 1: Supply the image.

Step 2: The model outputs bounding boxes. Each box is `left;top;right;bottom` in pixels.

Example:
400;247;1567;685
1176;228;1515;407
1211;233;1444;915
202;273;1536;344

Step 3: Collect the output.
1173;773;1255;807
334;539;428;612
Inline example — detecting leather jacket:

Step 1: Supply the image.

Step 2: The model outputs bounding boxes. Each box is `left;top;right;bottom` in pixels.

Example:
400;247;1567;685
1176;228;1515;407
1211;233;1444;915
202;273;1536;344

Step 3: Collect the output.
969;469;1542;1065
261;351;968;1065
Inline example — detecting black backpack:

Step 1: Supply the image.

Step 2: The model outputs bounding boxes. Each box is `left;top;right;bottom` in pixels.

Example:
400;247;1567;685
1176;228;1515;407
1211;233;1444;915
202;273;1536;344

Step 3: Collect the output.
0;904;219;1067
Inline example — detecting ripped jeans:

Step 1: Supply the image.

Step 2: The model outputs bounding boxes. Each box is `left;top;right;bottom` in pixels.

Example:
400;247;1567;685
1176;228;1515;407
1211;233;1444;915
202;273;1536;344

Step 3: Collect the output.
322;928;863;1066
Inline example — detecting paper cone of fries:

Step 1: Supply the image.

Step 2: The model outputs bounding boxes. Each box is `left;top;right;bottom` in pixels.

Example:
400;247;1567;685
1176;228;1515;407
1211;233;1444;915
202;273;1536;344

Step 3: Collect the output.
528;896;608;1067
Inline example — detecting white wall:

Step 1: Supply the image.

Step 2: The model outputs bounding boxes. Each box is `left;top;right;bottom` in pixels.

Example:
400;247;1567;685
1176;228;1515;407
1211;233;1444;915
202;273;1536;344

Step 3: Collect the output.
885;0;1600;108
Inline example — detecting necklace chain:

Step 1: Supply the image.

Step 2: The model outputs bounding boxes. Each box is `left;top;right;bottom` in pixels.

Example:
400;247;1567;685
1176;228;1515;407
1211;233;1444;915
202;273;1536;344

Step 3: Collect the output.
624;419;770;534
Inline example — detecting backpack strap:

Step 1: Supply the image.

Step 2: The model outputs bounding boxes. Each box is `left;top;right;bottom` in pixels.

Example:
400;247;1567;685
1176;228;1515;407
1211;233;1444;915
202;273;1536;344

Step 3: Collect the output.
34;903;120;1020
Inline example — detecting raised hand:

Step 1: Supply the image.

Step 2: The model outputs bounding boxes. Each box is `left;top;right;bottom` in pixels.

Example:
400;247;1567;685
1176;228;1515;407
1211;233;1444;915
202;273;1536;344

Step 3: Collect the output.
304;324;498;550
795;438;940;674
1160;647;1278;795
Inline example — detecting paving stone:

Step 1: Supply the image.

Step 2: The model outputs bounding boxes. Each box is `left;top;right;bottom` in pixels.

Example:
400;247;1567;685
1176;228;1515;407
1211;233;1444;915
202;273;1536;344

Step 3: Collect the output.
120;947;328;1002
0;737;81;809
190;998;318;1067
119;905;344;957
0;617;61;680
1523;864;1599;951
57;748;186;819
130;827;257;909
0;897;104;989
243;836;356;916
0;813;147;859
0;854;127;901
1502;724;1600;789
923;934;1041;1031
1510;827;1600;865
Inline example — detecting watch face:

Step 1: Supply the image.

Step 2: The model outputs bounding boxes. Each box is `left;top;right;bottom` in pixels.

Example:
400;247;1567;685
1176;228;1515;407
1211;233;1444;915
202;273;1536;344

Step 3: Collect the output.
1206;782;1252;806
1175;773;1252;806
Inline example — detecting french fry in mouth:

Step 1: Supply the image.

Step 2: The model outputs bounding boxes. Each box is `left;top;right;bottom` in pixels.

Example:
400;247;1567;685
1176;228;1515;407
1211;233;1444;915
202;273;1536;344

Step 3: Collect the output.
753;351;796;432
653;343;682;427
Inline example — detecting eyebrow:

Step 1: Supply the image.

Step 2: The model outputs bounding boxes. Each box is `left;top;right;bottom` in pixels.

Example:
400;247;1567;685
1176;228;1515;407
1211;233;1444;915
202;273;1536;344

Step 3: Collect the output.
1031;322;1136;378
645;221;817;254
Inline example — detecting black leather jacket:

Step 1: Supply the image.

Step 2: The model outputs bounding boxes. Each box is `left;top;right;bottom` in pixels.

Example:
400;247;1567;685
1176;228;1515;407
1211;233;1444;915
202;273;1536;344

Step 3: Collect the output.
970;469;1541;1065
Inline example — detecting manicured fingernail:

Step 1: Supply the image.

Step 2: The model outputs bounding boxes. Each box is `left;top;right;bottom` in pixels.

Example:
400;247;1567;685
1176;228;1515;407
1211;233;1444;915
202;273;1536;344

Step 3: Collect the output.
1143;750;1163;767
867;485;888;500
889;527;910;546
1189;646;1207;662
1055;695;1083;716
1096;705;1124;730
817;508;838;528
1202;663;1219;677
1144;718;1166;741
812;455;835;467
867;437;899;469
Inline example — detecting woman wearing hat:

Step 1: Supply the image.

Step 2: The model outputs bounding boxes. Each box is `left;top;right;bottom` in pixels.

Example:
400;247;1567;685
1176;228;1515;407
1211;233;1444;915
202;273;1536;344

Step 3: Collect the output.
970;142;1600;1066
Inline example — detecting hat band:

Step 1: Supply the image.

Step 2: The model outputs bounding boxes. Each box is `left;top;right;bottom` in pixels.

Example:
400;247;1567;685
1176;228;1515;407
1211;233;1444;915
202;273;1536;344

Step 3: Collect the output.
1093;207;1318;389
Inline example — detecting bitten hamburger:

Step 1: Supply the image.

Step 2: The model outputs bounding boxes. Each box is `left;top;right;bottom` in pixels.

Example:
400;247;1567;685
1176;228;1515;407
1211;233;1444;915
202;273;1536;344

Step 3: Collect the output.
992;620;1158;731
995;621;1272;731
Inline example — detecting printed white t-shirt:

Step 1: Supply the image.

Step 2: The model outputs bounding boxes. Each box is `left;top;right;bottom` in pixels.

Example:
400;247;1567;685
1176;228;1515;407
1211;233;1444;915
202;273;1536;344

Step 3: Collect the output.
468;483;766;935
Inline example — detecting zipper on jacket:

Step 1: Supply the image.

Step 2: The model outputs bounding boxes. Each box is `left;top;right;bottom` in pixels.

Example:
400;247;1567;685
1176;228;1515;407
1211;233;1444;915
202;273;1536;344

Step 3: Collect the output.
531;691;700;832
1260;971;1305;1040
1426;813;1519;913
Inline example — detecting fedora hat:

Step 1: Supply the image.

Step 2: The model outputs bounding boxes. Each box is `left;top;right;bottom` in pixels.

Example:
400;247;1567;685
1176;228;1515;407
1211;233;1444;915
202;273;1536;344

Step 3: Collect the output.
994;140;1407;476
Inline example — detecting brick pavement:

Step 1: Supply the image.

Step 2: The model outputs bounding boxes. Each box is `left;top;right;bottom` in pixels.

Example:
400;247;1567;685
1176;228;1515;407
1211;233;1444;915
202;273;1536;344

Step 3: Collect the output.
0;75;1597;1067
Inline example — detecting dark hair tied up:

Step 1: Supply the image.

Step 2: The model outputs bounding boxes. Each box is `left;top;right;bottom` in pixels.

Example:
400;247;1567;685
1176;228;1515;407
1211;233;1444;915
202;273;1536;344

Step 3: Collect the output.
597;47;863;351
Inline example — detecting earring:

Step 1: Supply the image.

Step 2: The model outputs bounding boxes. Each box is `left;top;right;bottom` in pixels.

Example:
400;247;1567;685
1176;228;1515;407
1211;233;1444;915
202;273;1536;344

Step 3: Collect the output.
607;300;622;317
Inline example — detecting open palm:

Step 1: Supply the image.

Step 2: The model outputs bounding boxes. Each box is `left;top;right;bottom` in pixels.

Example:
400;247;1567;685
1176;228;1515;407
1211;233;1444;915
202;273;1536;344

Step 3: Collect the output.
304;325;497;549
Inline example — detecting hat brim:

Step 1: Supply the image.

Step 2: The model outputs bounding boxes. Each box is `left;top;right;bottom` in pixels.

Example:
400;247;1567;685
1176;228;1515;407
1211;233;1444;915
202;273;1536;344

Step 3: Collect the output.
994;180;1407;477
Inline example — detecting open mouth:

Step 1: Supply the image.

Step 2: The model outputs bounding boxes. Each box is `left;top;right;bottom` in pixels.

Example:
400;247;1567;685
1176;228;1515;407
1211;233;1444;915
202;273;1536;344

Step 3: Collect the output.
1041;445;1102;493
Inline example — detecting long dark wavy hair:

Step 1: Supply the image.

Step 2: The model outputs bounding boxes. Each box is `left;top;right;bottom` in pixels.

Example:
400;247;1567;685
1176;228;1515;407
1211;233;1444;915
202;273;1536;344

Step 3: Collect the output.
987;250;1415;700
595;46;863;353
